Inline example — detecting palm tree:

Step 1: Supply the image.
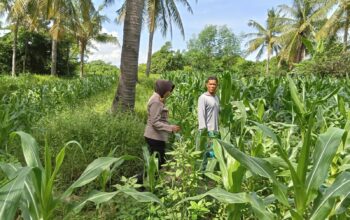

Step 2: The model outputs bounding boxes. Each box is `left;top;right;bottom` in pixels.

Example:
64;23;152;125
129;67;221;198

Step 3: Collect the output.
278;0;333;66
245;8;281;75
0;0;22;77
144;0;193;77
105;0;145;111
30;0;76;76
116;0;194;77
71;2;118;77
316;0;350;51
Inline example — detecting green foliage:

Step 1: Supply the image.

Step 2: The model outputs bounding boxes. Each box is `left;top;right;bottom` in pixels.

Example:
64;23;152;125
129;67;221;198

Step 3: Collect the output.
232;57;265;75
0;132;129;219
230;56;288;76
0;132;158;220
185;25;241;72
84;60;119;75
0;29;77;75
3;58;350;219
0;74;117;149
146;137;211;219
32;110;145;186
150;42;185;74
294;43;350;76
161;70;350;218
0;34;12;73
142;146;159;192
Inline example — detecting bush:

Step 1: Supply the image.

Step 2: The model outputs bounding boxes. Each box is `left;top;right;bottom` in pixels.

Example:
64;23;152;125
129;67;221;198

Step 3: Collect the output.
232;58;264;76
84;60;119;75
0;29;77;75
32;110;145;186
293;43;350;76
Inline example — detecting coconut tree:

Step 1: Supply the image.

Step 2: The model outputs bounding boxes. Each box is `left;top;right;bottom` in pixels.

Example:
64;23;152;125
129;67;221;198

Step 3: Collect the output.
245;8;282;75
71;1;118;77
278;0;333;66
105;0;145;111
28;0;76;76
0;0;24;77
144;0;193;77
316;0;350;51
116;0;194;77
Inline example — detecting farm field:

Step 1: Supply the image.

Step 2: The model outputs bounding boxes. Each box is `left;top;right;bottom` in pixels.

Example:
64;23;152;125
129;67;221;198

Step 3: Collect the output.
1;0;350;219
2;69;350;219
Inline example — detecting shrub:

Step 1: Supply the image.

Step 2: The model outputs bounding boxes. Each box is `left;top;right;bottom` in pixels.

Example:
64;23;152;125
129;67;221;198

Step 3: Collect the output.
84;60;119;75
294;43;350;76
32;110;145;185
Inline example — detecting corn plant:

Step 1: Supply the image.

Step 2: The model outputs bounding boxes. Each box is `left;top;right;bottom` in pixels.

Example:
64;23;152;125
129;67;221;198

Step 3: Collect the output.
0;74;117;149
99;147;138;192
0;132;161;220
142;146;159;192
181;123;349;219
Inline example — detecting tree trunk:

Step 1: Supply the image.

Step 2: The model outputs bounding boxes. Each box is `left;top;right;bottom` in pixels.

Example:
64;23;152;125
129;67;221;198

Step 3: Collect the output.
79;41;85;78
344;9;350;52
51;39;58;76
296;39;305;63
111;0;144;112
266;46;271;75
145;30;154;77
11;20;19;77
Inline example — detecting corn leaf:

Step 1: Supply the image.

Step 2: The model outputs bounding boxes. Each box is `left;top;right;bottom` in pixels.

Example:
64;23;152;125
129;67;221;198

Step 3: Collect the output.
217;139;289;206
72;190;118;213
306;127;344;202
62;157;124;199
0;167;32;220
288;76;306;115
178;187;249;205
117;186;162;204
310;172;350;220
12;131;42;168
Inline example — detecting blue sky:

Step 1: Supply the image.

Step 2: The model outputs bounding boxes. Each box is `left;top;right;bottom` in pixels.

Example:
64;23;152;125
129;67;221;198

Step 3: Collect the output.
90;0;291;66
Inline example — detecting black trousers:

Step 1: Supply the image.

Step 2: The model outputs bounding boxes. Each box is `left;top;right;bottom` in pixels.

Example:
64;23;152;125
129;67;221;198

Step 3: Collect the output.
145;137;166;167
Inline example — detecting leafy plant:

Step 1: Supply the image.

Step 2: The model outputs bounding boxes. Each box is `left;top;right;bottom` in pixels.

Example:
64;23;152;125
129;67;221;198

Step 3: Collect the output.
0;131;160;219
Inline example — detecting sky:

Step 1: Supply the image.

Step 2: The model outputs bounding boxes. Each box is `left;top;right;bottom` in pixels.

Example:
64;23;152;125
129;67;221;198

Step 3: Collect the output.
90;0;291;66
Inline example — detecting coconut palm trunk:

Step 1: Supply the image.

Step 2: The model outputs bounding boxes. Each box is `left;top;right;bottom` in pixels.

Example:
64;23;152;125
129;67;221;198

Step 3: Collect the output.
111;0;144;112
51;39;58;76
296;39;305;63
145;29;154;77
11;20;19;77
79;41;86;78
266;45;271;75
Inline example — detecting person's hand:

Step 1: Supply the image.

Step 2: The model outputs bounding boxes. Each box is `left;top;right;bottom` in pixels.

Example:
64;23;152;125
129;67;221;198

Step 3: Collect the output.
171;125;181;133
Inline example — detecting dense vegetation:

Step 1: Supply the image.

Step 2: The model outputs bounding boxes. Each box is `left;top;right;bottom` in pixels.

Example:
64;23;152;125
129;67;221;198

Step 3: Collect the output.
2;68;350;219
1;0;350;219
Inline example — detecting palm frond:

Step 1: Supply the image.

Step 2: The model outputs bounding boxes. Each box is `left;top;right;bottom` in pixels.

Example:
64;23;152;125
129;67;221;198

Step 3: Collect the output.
248;19;267;34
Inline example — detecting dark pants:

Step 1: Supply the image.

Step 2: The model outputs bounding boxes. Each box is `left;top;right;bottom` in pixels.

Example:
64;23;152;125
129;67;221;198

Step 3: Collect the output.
145;137;166;167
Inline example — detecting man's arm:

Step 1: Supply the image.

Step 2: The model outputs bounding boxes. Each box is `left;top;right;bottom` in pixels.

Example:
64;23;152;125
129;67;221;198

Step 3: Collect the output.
198;96;207;130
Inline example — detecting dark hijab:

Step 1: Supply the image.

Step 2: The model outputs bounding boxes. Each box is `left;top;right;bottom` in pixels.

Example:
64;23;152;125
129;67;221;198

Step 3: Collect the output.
155;80;175;98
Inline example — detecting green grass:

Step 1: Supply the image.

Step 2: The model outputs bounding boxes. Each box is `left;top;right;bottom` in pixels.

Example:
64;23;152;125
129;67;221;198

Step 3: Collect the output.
2;72;164;219
135;73;159;119
27;73;159;186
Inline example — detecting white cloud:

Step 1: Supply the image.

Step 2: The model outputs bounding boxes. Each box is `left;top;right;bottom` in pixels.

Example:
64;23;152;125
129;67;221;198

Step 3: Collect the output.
88;28;148;66
88;28;121;66
0;29;10;37
138;48;148;64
